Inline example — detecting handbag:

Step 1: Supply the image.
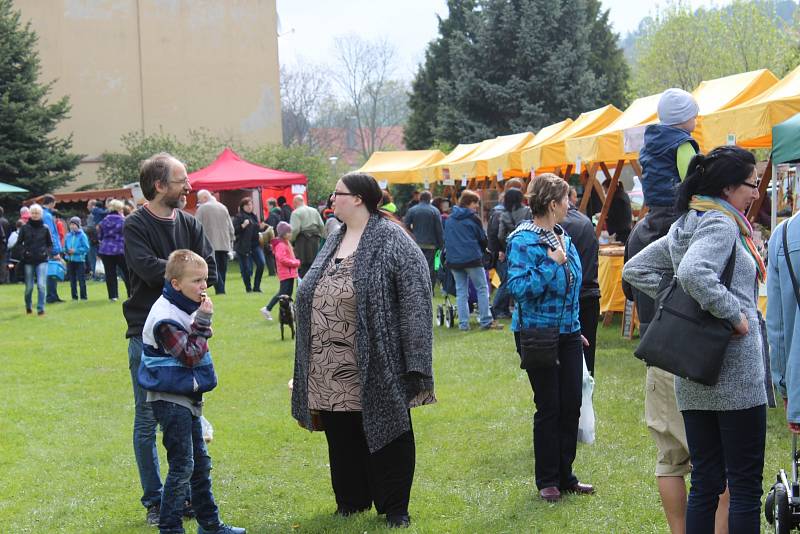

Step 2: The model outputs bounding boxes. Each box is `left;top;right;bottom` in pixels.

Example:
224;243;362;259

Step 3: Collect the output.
518;263;569;370
633;242;736;386
47;259;66;281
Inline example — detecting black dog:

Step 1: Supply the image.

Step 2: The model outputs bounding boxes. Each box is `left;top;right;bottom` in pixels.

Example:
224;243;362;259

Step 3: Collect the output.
278;294;295;340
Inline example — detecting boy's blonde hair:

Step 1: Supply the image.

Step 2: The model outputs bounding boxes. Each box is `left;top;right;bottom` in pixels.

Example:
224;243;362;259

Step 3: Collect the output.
165;249;207;281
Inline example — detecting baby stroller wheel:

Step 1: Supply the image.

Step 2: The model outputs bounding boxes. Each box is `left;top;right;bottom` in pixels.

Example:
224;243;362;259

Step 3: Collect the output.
773;482;791;534
766;485;775;524
444;305;455;328
436;304;444;326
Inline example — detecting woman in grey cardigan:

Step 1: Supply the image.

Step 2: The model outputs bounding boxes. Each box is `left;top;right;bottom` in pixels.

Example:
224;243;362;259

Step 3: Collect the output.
291;173;435;529
623;146;766;533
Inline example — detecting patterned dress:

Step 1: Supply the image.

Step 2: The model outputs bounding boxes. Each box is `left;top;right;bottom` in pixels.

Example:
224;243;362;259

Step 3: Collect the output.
307;254;361;411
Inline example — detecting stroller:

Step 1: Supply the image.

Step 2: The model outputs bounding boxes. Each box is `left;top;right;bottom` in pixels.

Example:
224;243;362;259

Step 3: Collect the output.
765;433;800;532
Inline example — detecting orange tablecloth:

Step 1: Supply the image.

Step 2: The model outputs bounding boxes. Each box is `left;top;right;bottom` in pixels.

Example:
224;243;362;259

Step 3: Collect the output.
599;254;626;314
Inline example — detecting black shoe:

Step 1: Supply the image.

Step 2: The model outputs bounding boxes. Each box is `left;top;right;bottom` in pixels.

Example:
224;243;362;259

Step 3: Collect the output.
387;514;410;528
253;288;263;293
335;506;369;517
245;288;252;293
182;500;195;519
146;504;160;526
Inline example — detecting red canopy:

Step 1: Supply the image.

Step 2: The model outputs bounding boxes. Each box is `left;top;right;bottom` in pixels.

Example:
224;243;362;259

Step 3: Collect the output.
188;148;307;191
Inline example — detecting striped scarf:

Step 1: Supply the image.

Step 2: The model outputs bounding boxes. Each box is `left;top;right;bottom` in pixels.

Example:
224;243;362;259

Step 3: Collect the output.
688;195;766;282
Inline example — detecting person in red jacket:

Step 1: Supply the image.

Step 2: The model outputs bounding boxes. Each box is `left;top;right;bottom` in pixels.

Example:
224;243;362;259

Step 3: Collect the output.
260;221;300;321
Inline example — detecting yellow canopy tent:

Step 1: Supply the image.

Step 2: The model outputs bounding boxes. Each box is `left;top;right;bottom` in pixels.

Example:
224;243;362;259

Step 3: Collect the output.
565;93;662;165
427;142;482;181
701;65;800;149
445;132;535;181
505;120;574;178
691;68;780;151
357;149;445;184
521;105;622;172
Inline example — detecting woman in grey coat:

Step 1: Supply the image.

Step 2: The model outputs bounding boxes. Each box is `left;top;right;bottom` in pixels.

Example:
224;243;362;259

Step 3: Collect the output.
623;146;766;533
291;173;435;529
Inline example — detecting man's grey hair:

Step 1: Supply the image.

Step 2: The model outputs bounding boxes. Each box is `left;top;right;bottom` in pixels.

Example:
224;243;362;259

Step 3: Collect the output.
197;190;213;204
293;194;305;207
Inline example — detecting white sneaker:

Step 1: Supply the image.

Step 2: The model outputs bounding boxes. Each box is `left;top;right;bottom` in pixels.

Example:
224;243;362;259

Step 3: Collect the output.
260;306;273;320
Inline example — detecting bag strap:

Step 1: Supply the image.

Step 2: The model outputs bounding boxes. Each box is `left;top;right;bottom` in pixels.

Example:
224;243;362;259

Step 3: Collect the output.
783;220;800;309
720;240;737;289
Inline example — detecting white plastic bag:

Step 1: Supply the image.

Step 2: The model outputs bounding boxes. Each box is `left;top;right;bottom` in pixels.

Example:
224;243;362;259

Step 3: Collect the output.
200;416;214;444
577;356;595;444
94;259;105;277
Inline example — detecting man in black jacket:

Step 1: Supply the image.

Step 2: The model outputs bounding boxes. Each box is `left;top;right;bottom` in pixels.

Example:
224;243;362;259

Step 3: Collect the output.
560;196;600;375
404;191;443;293
123;152;216;526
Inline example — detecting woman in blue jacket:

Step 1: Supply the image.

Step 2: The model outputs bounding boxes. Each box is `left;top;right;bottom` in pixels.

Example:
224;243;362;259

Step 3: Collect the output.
506;173;592;503
443;190;502;331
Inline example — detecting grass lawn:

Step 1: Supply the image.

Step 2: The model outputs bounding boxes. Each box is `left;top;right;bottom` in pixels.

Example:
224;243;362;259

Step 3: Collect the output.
0;267;790;533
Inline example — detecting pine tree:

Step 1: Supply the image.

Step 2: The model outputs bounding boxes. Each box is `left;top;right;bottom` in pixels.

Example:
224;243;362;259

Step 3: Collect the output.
0;0;81;196
406;0;629;147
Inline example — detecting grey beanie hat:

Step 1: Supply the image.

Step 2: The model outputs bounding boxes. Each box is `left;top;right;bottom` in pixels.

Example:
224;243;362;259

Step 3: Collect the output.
657;88;699;126
69;216;82;228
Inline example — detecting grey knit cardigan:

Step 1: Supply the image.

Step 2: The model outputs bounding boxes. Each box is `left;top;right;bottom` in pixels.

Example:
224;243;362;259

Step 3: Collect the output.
622;210;767;412
291;213;435;452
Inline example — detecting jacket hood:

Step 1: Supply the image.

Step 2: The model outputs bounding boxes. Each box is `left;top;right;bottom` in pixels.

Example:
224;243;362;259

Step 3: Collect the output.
643;124;693;158
450;205;476;220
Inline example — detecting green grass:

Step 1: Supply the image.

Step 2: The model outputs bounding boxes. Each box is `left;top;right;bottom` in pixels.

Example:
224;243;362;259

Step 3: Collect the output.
0;270;791;533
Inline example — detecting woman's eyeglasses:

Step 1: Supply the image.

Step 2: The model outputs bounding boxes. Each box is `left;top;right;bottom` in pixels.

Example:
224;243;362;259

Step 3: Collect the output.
740;179;760;190
332;191;358;198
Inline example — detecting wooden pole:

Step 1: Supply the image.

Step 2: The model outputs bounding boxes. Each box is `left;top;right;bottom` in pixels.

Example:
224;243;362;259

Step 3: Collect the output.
746;155;773;223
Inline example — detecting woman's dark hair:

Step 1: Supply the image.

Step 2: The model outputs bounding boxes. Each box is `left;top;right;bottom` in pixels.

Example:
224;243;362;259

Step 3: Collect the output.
527;173;569;217
341;173;384;214
503;188;524;212
675;145;756;213
239;197;252;210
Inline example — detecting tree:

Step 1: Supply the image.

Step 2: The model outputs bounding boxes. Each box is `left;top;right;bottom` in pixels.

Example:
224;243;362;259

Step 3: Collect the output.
630;0;800;96
406;0;628;147
404;0;477;149
330;34;409;160
280;63;331;147
0;0;81;197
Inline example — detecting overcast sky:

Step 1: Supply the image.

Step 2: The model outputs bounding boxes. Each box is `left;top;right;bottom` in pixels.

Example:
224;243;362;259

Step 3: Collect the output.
276;0;730;77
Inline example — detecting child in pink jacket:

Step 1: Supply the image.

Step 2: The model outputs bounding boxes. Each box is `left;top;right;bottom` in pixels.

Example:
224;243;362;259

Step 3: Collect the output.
260;221;300;320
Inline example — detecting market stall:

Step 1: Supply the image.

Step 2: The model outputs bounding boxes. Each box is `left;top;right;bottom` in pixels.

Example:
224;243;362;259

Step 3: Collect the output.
357;149;445;184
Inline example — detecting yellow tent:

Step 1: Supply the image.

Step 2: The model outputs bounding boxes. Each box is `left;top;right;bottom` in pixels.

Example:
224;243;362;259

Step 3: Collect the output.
357;150;445;184
521;105;622;171
565;93;661;164
701;65;800;149
427;142;482;181
444;132;534;180
691;68;779;150
505;120;573;176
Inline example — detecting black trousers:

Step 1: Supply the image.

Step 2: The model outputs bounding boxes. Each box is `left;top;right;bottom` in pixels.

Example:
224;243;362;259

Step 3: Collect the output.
266;278;295;311
319;411;415;517
421;248;437;294
578;296;600;376
99;253;129;299
213;251;228;294
516;331;583;490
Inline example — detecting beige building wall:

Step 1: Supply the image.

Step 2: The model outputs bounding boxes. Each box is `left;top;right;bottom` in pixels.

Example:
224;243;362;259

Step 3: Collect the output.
15;0;282;191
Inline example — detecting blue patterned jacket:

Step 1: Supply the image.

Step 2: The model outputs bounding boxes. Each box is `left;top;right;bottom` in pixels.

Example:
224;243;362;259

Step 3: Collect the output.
506;221;582;334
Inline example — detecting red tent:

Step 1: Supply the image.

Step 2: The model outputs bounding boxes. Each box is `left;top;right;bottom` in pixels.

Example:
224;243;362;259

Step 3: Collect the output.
188;148;307;213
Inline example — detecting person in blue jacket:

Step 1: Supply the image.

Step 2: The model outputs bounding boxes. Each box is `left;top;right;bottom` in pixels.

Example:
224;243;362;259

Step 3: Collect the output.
64;216;90;300
41;194;64;303
768;213;800;434
443;189;503;331
506;173;593;503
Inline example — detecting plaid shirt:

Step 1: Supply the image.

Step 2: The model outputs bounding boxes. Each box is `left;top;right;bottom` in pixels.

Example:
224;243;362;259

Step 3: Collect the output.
155;314;213;367
506;221;582;333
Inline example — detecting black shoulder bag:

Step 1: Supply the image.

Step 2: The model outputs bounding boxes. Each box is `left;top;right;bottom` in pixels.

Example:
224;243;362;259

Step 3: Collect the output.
518;262;569;370
633;242;737;386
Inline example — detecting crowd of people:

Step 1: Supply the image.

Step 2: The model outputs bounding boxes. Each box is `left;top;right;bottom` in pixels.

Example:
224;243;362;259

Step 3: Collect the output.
3;86;797;534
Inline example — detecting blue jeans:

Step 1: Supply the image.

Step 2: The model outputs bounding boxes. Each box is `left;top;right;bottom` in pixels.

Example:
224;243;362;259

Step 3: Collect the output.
237;245;265;291
683;405;766;534
24;262;47;312
151;401;221;534
452;266;492;329
492;258;511;316
128;336;163;508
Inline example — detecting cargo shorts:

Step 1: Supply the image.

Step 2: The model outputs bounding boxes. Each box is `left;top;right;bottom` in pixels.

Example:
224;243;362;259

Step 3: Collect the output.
644;366;691;477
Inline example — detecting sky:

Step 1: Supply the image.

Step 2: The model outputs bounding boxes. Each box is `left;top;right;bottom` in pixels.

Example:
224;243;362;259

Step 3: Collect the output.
276;0;731;78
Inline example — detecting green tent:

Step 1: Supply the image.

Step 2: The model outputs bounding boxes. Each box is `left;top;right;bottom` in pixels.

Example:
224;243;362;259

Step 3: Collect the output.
773;113;800;165
0;182;28;193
